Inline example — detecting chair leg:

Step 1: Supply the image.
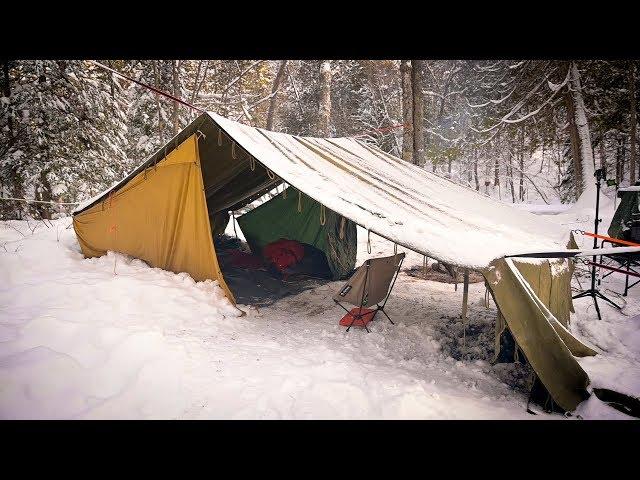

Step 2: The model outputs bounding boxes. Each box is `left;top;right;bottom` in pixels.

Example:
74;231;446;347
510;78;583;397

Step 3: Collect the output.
379;307;394;325
346;313;370;333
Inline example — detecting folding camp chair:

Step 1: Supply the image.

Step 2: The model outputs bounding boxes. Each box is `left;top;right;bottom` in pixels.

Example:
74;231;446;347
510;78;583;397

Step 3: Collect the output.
333;253;405;332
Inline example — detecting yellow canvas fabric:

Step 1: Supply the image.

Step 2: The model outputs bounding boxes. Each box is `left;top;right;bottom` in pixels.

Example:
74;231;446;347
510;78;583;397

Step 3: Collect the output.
73;135;235;302
483;258;596;411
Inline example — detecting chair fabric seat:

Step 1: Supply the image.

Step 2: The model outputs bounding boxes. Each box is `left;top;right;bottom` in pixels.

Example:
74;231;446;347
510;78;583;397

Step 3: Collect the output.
338;307;377;327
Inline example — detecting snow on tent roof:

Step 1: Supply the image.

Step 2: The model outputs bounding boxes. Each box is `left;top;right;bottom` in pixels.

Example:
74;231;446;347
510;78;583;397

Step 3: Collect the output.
75;112;568;269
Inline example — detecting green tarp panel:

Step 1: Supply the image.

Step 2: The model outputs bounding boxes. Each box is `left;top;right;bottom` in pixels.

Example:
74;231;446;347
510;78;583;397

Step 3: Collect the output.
237;187;357;279
608;186;640;240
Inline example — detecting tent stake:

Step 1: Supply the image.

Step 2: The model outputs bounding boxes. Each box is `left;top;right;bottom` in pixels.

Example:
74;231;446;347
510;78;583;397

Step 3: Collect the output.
461;268;469;361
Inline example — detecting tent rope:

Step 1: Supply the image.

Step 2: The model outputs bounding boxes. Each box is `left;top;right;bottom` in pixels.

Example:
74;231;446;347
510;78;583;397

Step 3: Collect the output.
282;183;287;199
423;255;428;278
319;204;326;226
249;156;256;171
89;60;205;113
394;242;398;255
266;168;276;180
297;190;303;213
367;230;372;254
339;216;346;240
218;128;222;146
231;142;237;159
0;197;79;206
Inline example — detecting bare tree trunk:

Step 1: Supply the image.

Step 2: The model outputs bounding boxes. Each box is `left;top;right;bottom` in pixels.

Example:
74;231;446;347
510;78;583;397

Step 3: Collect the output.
400;60;413;162
474;148;480;191
565;91;582;197
412;60;425;166
616;135;621;184
507;148;516;203
621;136;626;182
317;61;332;136
107;60;115;98
266;60;288;130
172;60;180;134
153;61;163;142
566;61;596;199
629;62;637;184
599;136;607;171
494;156;500;187
2;61;12;137
37;170;53;219
285;62;305;118
519;127;525;201
190;60;210;105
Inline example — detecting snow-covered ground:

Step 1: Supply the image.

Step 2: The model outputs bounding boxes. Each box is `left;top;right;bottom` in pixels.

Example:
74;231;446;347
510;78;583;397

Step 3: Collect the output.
0;196;638;419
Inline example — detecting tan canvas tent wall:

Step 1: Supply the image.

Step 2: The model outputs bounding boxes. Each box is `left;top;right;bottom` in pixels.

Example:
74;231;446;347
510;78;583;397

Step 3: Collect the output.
73;112;597;411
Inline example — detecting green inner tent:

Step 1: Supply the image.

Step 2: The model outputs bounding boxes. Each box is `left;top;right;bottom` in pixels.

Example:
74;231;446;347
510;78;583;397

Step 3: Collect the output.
237;187;357;279
608;184;640;240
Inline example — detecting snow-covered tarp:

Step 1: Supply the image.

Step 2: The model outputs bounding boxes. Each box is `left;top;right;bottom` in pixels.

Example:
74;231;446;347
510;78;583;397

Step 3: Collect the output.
216;113;570;268
75;112;570;269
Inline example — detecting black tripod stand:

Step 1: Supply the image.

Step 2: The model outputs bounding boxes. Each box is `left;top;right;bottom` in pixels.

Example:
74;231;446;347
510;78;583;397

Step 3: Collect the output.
572;168;622;320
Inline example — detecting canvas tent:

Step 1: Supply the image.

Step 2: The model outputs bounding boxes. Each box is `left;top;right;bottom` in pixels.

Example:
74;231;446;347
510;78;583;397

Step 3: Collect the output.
237;186;357;280
73;111;597;411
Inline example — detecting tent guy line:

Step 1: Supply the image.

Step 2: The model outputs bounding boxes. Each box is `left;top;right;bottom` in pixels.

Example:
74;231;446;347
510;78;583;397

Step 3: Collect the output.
0;197;80;206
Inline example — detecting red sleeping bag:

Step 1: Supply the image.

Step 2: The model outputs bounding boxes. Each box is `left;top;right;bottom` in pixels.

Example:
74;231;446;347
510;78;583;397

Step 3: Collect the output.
263;238;305;272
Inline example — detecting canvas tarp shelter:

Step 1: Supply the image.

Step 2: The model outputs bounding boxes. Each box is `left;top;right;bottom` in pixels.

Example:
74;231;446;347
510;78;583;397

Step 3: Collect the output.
73;111;596;411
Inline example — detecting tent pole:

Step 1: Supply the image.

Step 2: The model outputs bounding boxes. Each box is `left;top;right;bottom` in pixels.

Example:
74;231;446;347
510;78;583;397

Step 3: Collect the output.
461;268;470;361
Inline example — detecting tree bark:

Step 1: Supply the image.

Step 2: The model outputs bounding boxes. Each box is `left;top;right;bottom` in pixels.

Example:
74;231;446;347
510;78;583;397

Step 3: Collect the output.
153;61;163;142
2;61;13;137
629;61;637;184
566;61;596;199
317;61;332;136
266;60;288;131
599;136;607;172
507;148;516;203
519;127;525;201
412;60;425;166
400;60;414;163
616;136;622;184
474;148;480;191
172;60;180;134
565;91;582;197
